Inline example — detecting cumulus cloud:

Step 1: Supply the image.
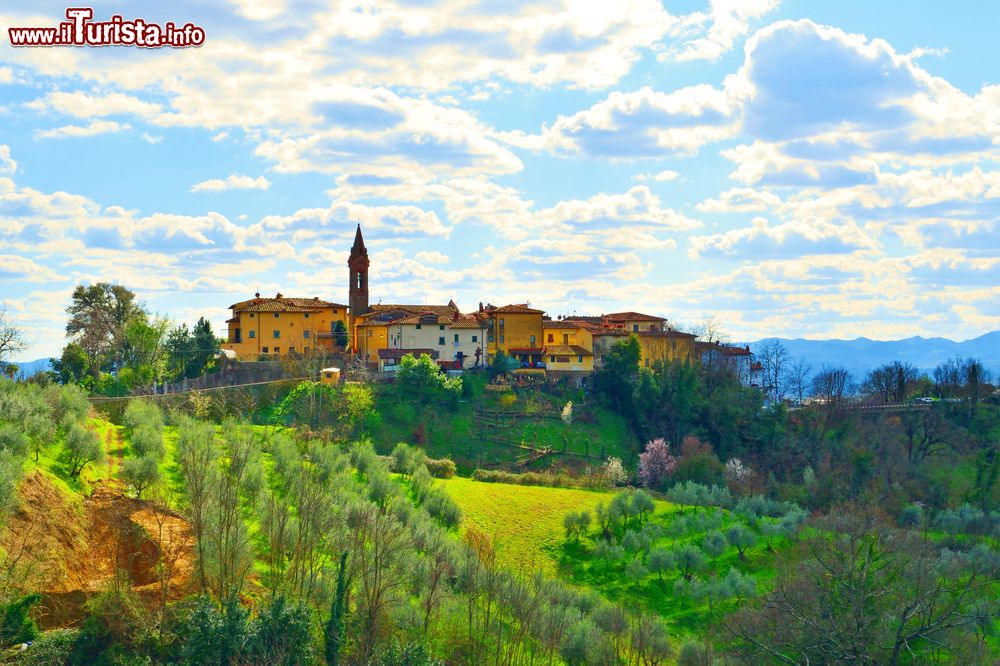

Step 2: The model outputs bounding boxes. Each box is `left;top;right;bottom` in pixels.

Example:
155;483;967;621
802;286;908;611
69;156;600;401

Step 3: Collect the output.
666;0;780;62
0;254;61;282
689;216;879;259
510;84;738;158
191;174;271;193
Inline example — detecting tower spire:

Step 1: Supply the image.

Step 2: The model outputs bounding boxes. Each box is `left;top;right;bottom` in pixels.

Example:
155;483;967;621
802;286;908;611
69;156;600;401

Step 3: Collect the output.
349;223;370;323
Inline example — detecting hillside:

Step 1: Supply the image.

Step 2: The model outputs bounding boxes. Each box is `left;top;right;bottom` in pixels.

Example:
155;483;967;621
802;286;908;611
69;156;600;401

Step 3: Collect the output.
748;330;1000;378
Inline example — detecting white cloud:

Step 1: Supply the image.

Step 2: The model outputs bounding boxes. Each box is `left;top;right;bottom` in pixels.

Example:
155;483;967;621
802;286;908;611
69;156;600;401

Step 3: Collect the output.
191;174;271;193
632;169;680;182
141;132;163;144
0;146;15;175
666;0;780;62
0;255;61;282
689;216;879;259
512;84;738;158
29;91;163;120
697;187;782;212
34;120;131;139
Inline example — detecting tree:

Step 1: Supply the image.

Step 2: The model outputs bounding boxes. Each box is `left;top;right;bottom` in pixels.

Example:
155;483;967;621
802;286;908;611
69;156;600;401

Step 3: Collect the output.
61;421;103;478
563;510;591;543
122;454;160;498
603;457;628;486
0;309;27;366
724;524;757;560
757;339;790;402
783;356;811;405
594;335;641;416
811;365;853;407
396;353;460;403
325;552;349;666
725;515;1000;665
166;317;220;381
647;547;675;582
862;361;920;403
51;343;90;385
637;438;677;489
671;544;706;580
65;282;146;375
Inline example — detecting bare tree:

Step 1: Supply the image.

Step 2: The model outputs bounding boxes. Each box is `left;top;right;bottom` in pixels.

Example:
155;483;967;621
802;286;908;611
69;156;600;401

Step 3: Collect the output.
783;356;811;405
0;309;27;367
757;339;790;402
810;366;853;408
862;361;921;403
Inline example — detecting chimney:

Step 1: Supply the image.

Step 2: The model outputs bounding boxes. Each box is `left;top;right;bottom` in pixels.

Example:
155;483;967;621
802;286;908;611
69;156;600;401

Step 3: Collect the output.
276;292;283;299
478;302;483;312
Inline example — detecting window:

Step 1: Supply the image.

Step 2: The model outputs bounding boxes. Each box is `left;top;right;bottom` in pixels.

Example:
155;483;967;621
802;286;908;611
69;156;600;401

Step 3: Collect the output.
550;355;556;363
304;313;309;318
262;346;269;353
472;335;478;342
633;324;639;332
275;313;280;318
438;337;445;345
499;335;505;343
547;333;554;342
273;330;281;339
578;355;583;363
563;334;569;344
249;313;255;318
454;334;459;343
499;318;505;326
289;346;295;353
248;330;256;339
304;330;311;339
529;335;536;345
439;324;445;331
274;347;281;353
416;324;422;330
234;328;242;343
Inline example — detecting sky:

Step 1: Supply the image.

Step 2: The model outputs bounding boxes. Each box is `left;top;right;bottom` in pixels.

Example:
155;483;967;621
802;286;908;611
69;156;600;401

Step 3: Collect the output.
1;0;999;359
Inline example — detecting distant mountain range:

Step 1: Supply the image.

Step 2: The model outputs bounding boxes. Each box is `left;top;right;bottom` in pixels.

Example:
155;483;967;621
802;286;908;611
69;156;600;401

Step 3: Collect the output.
746;331;1000;380
10;358;52;380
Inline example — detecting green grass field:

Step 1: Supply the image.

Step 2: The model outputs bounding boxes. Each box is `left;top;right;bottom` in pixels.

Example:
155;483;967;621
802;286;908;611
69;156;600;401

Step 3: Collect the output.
442;475;789;638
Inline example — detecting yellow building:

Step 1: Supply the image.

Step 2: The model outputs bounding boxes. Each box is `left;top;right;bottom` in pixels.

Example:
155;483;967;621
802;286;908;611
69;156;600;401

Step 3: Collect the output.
636;329;697;367
222;293;349;359
485;304;545;366
543;320;593;352
352;303;461;367
545;345;594;372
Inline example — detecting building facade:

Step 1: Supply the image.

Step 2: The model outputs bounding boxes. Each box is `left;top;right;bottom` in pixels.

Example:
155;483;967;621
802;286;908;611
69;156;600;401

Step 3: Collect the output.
222;294;349;358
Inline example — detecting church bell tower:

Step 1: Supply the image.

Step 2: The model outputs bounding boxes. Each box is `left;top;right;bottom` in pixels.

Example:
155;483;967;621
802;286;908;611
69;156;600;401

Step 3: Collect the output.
348;224;370;319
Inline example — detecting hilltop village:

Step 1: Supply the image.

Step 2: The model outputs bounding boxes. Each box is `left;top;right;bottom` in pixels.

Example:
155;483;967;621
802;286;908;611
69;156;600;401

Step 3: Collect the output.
221;225;760;385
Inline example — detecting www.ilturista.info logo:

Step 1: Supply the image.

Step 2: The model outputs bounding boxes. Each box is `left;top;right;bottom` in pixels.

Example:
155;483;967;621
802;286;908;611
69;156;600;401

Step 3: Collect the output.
8;8;205;48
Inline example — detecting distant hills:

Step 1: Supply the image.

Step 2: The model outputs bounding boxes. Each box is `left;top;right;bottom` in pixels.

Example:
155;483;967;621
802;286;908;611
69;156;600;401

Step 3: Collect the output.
10;358;52;380
747;331;1000;380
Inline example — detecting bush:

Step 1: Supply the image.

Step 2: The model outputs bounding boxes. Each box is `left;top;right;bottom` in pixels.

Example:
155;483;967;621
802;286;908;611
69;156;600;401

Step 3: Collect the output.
899;503;924;528
122;454;161;498
0;593;41;646
472;468;575;488
424;457;456;479
423;488;462;529
677;640;713;666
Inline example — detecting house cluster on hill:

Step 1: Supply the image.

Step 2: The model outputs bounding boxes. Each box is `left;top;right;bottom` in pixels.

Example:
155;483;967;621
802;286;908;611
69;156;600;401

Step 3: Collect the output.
221;225;760;385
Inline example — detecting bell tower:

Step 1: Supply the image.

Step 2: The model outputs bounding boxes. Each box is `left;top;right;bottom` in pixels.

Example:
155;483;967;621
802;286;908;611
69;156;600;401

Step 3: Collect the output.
348;223;370;319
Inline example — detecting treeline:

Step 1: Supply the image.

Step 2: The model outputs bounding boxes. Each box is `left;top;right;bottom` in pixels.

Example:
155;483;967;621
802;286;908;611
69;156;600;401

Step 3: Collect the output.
48;282;221;395
592;336;1000;515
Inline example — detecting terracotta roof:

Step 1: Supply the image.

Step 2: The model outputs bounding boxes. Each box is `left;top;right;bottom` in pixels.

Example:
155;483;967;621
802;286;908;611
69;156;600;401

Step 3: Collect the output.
369;303;459;317
389;313;453;326
638;329;697;339
605;311;666;323
229;295;346;312
377;348;439;360
437;360;463;370
590;328;628;337
563;315;604;324
491;304;545;315
545;345;592;356
507;347;544;354
451;317;487;329
543;321;583;329
696;341;752;356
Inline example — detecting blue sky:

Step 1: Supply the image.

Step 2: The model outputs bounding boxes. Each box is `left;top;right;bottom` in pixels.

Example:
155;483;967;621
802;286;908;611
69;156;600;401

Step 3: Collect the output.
1;0;999;358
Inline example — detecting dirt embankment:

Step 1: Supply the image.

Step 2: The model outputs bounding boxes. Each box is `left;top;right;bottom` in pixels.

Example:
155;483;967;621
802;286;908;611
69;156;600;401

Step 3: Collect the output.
0;463;196;628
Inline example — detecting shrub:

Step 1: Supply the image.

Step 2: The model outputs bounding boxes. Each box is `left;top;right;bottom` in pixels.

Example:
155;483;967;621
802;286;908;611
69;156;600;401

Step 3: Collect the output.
472;468;575;488
424;488;462;529
61;422;103;478
677;640;713;666
0;593;41;646
424;457;456;479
